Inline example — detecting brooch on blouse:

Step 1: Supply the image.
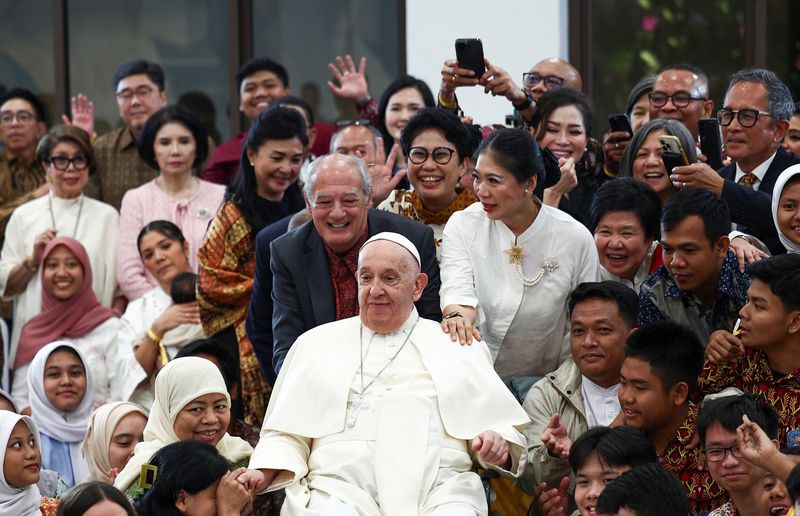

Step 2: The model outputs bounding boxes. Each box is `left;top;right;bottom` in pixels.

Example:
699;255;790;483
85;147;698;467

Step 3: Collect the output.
505;239;559;287
195;207;211;220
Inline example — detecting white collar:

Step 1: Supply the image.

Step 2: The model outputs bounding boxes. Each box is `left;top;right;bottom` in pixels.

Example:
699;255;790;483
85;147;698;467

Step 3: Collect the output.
360;308;419;338
581;375;620;397
734;151;777;186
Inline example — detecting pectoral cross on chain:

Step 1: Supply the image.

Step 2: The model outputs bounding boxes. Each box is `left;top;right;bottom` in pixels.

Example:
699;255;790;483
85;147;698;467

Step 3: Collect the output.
347;397;369;428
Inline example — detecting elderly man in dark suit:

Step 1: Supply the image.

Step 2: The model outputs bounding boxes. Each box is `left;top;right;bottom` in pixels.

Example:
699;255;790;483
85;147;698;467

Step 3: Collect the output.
669;68;800;255
246;154;441;381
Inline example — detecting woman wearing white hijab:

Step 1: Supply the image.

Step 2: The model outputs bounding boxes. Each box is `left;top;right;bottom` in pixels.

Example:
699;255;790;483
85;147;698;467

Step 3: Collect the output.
772;164;800;254
114;357;252;500
82;402;148;483
0;411;58;515
27;341;94;487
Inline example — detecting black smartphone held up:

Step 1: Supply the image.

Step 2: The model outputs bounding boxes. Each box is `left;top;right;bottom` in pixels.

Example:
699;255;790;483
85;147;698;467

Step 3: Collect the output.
659;134;689;174
455;38;486;78
607;114;633;136
698;118;724;170
541;147;562;189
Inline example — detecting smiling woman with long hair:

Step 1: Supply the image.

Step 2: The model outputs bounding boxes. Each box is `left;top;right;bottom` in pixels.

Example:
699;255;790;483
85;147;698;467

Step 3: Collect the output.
115;221;201;409
197;106;307;428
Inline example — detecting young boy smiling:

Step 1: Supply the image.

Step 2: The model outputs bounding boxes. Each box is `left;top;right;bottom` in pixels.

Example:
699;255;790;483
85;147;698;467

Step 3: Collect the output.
700;254;800;446
698;394;780;516
619;320;727;513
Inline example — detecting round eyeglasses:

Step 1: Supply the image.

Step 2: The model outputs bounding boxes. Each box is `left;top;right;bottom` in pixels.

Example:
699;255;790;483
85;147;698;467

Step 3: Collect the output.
407;146;456;165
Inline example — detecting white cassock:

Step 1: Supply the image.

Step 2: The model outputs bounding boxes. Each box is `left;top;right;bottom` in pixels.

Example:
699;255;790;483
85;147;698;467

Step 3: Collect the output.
249;310;530;516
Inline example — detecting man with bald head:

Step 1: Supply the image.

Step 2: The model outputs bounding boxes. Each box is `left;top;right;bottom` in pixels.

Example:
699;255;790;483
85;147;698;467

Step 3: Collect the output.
329;122;380;158
523;57;583;101
246;154;441;382
241;232;528;514
606;64;712;173
649;63;714;141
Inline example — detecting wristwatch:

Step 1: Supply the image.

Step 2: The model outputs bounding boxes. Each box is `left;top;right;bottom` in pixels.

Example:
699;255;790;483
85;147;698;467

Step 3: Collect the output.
512;89;534;111
443;310;463;320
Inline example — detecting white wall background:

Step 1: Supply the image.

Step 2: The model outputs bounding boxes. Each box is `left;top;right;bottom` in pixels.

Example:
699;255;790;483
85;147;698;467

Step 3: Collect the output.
406;0;569;126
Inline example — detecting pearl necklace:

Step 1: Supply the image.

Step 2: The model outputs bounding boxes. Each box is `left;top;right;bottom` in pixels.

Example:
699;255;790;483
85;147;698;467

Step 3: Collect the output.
504;238;559;287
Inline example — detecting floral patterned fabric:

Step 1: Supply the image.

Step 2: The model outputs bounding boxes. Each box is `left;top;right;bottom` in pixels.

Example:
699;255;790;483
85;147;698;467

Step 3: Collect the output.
323;229;368;320
377;188;477;262
708;500;739;515
658;403;729;515
39;497;60;515
197;201;269;427
639;250;750;343
699;347;800;446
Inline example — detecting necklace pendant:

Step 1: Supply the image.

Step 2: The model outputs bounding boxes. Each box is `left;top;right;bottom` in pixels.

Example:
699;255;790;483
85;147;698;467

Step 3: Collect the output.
505;242;524;265
347;397;369;428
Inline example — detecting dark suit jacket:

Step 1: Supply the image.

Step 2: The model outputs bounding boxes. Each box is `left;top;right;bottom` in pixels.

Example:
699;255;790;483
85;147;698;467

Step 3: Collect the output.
244;215;292;385
719;147;800;255
246;209;441;381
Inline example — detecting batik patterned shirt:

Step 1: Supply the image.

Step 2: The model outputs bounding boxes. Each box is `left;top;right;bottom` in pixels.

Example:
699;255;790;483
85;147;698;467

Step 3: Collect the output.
699;348;800;447
659;403;729;515
639;250;750;344
709;501;739;515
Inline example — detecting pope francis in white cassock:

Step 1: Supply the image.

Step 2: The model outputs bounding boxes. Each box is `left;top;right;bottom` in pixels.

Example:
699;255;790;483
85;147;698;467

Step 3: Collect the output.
240;232;530;515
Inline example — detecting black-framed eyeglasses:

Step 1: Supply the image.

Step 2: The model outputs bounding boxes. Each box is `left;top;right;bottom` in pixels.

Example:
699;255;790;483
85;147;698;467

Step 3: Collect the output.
49;155;89;171
407;146;455;165
648;91;706;108
0;111;35;125
336;119;372;129
522;73;565;90
716;108;771;128
115;86;155;102
703;445;743;462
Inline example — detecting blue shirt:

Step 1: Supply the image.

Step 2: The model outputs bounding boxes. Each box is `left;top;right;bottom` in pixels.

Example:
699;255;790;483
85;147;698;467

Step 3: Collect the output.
39;434;76;487
638;250;750;345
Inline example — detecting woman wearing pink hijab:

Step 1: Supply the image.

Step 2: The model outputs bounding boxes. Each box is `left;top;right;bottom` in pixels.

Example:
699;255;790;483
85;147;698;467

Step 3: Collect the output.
12;237;140;409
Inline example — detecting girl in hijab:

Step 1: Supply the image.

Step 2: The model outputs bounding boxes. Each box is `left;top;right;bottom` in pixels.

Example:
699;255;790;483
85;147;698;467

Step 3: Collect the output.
13;237;125;408
27;341;94;487
114;357;252;502
772;164;800;254
82;402;148;484
0;411;59;515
